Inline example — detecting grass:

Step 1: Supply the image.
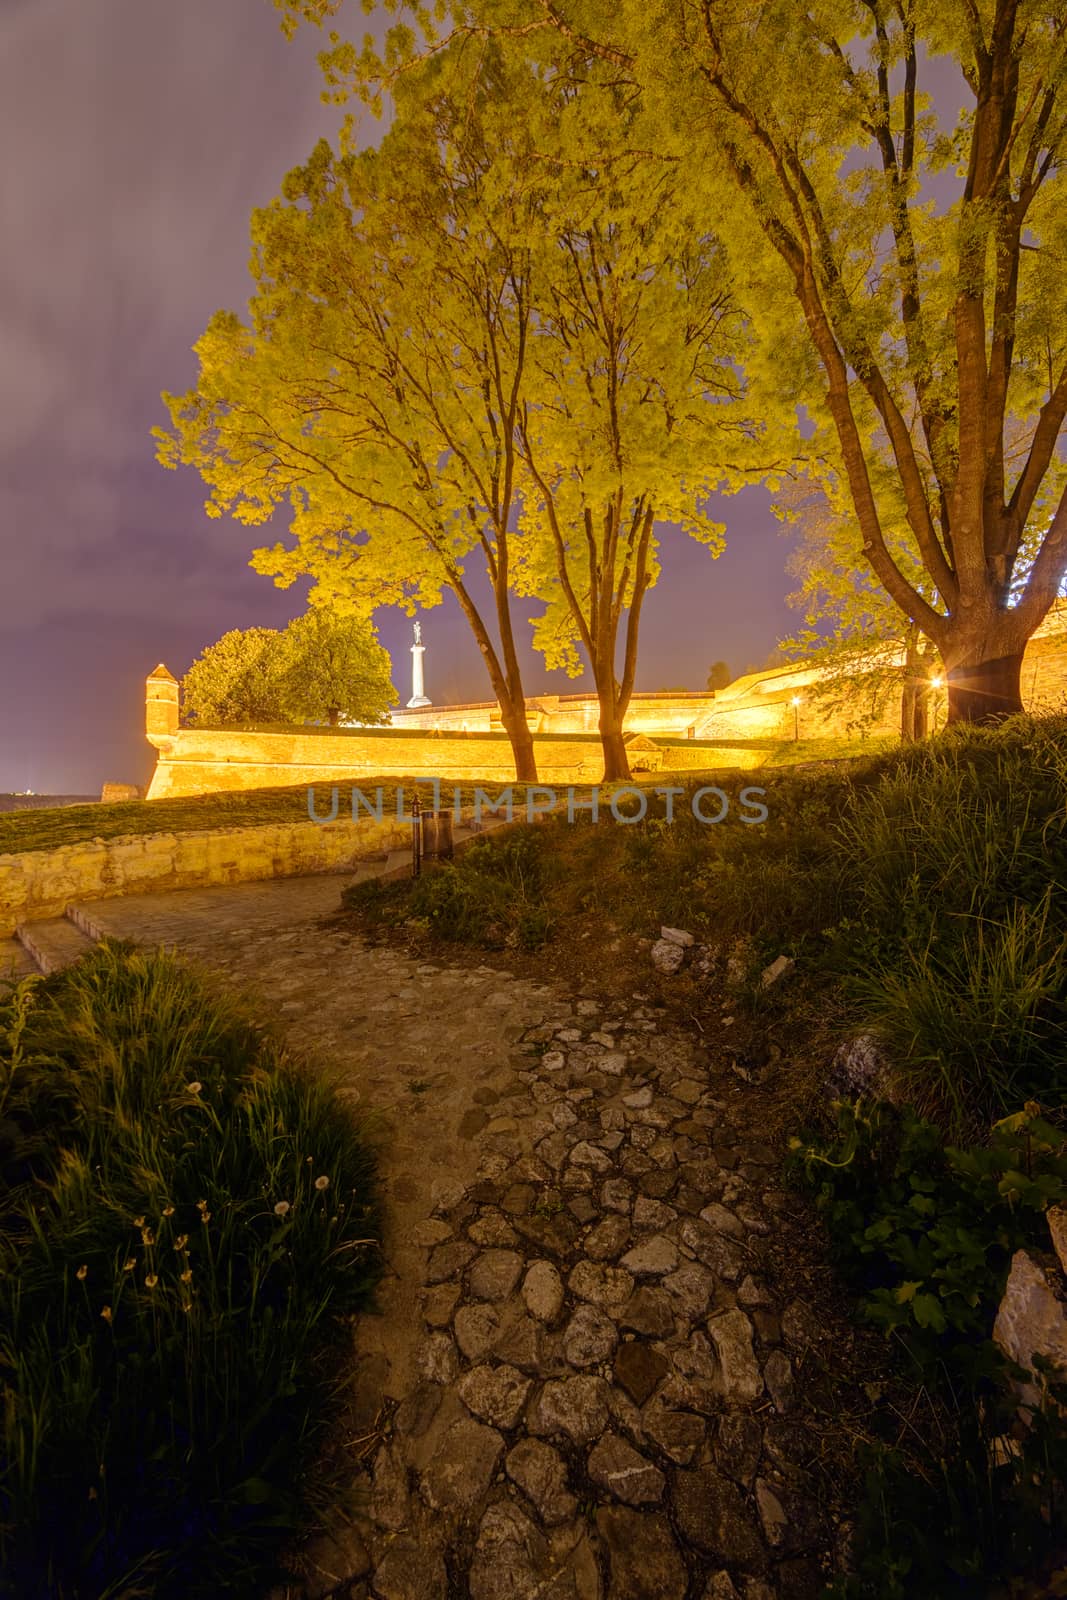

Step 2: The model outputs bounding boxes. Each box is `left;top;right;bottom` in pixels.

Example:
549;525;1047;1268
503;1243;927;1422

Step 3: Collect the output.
0;941;381;1599
344;716;1067;1134
0;733;880;858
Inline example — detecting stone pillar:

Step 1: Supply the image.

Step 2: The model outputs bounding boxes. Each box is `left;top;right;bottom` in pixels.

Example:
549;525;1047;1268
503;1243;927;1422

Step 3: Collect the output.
146;663;179;742
408;627;431;709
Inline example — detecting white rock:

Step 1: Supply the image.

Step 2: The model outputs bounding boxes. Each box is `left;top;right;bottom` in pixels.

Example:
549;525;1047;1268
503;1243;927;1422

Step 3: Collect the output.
660;927;695;948
993;1249;1067;1414
522;1260;564;1325
651;940;686;975
760;954;795;989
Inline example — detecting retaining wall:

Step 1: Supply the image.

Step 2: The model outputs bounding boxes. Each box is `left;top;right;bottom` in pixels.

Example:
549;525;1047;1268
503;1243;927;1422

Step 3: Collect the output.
0;814;409;938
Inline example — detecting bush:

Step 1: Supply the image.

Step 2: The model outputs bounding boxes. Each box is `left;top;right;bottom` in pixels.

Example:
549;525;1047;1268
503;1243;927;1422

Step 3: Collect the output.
0;942;381;1599
791;1099;1067;1595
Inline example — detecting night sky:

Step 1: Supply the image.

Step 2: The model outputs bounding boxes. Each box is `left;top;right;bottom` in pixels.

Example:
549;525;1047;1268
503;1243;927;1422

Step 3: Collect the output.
0;0;797;795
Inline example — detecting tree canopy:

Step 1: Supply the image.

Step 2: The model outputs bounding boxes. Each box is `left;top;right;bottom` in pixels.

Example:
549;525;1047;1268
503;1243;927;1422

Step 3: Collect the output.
180;612;395;727
285;0;1067;725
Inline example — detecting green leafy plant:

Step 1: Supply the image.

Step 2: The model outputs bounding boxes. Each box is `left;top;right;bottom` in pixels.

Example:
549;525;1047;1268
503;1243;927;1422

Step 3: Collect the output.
0;942;381;1599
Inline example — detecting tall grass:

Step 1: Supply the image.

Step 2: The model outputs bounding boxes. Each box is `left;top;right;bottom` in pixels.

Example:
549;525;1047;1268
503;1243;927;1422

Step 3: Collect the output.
0;942;381;1599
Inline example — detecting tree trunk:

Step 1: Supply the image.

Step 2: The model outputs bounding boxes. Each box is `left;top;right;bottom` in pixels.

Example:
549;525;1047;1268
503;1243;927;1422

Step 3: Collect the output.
599;719;632;783
498;696;538;784
327;706;340;726
945;650;1025;724
900;680;920;743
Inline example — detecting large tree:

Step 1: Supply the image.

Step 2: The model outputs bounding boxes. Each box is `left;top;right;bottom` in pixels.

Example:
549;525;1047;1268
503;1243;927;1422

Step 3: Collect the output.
157;60;544;779
511;105;765;779
287;0;1067;725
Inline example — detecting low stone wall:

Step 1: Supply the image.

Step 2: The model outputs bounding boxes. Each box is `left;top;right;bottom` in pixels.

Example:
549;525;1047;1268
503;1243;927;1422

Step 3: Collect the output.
0;814;409;937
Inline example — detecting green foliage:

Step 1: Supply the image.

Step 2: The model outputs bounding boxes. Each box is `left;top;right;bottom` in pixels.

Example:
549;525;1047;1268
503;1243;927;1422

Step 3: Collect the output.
791;1099;1067;1595
790;1100;1067;1369
181;611;396;728
0;943;381;1599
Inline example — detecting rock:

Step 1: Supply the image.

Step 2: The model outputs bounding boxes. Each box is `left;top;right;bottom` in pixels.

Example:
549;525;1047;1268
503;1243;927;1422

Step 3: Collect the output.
699;1202;746;1240
623;1088;653;1110
585;1214;632;1260
422;1282;462;1328
469;1501;569;1600
455;1304;502;1362
672;1464;765;1565
651;940;686;975
702;1576;740;1600
457;1363;532;1429
601;1177;635;1213
523;1260;565;1325
469;1249;524;1302
562;1303;619;1368
371;1534;448;1600
569;1194;599;1224
495;1313;547;1374
760;954;795;989
708;1310;764;1403
618;1286;676;1338
506;1437;577;1526
737;1275;773;1308
597;1052;630;1076
417;1332;458;1384
594;1506;687;1600
620;1235;678;1277
659;927;694;948
568;1259;635;1309
641;1395;706;1464
420;1418;504;1513
568;1140;615;1173
718;1414;763;1487
677;1218;743;1280
1049;1206;1067;1276
614;1341;669;1406
763;1350;795;1414
469;1212;520;1247
588;1433;665;1505
993;1249;1067;1413
780;1300;822;1350
632;1195;677;1234
425;1240;477;1284
828;1033;891;1099
755;1479;789;1548
662;1263;716;1321
371;1442;410;1532
393;1380;442;1441
529;1375;613;1443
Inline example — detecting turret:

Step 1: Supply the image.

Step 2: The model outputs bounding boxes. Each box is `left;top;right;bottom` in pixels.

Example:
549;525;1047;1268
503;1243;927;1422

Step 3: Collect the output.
146;663;179;744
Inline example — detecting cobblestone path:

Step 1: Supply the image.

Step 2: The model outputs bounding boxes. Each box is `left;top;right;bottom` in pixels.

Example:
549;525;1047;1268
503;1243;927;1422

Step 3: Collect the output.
81;877;838;1600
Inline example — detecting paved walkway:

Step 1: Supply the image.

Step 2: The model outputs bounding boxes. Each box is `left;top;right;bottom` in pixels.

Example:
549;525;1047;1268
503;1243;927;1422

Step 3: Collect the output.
78;874;839;1600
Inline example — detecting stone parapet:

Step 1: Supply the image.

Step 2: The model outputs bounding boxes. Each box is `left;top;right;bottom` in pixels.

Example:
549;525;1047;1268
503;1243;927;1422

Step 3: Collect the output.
0;814;409;938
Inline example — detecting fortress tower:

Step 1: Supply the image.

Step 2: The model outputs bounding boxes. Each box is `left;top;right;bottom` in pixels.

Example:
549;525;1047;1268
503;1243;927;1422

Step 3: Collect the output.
145;663;179;744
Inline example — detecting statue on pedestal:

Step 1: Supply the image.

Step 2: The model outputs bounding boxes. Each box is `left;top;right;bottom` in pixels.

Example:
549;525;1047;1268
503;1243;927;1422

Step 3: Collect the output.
407;619;431;709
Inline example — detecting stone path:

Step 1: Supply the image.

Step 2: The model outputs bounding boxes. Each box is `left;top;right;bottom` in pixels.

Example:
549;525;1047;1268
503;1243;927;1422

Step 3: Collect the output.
67;875;837;1599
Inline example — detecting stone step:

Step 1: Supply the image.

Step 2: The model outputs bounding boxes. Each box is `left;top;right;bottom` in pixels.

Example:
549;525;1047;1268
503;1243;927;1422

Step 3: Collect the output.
0;936;40;983
67;902;120;943
14;916;98;976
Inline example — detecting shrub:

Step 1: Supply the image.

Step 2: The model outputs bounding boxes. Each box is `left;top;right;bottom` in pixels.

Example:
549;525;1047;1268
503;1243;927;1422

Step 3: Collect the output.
791;1099;1067;1595
0;942;381;1599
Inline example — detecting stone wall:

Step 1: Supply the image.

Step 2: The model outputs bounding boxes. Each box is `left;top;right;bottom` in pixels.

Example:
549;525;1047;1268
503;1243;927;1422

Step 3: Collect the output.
0;814;409;937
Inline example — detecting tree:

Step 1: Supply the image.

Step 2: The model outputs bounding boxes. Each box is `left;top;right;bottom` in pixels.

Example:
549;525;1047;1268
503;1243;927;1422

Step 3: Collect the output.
510;117;765;780
706;661;731;692
157;59;546;779
299;0;1067;726
180;613;395;727
277;608;396;725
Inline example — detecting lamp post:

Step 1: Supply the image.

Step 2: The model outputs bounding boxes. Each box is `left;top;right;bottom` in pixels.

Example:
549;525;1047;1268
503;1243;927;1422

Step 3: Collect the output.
930;676;944;733
790;696;801;742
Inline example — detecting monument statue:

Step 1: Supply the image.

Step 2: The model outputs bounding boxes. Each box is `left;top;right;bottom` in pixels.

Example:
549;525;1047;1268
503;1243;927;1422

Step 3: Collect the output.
407;618;431;709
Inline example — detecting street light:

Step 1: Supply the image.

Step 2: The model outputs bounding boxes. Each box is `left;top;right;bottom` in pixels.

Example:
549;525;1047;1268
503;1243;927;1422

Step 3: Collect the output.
790;696;801;741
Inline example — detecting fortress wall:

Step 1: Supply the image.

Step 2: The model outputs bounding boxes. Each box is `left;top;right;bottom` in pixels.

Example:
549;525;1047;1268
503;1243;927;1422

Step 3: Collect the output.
0;813;409;939
145;726;624;801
